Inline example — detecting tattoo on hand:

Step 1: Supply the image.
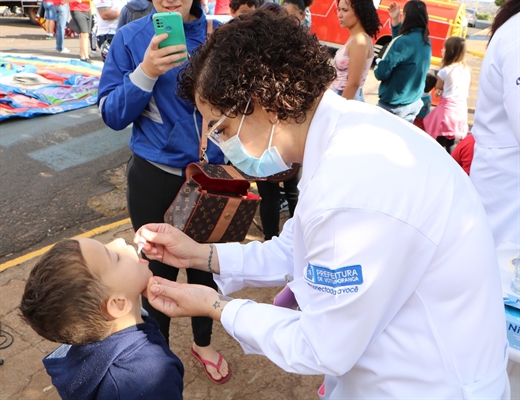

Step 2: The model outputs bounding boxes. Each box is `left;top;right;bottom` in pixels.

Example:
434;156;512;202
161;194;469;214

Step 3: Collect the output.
212;295;233;312
208;244;215;274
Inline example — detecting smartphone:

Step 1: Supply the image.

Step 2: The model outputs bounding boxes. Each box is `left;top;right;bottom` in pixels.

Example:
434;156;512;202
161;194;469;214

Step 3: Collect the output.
152;12;187;62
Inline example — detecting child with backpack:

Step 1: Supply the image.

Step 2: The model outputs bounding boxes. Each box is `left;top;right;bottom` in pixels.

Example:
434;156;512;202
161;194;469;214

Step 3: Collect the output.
117;0;153;30
424;37;471;153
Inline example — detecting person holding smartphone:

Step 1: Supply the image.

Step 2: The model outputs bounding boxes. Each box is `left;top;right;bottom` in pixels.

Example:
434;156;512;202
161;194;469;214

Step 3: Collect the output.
97;0;231;385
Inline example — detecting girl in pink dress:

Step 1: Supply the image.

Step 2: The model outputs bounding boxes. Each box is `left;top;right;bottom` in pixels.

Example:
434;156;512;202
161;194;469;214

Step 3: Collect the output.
330;0;380;101
424;37;471;153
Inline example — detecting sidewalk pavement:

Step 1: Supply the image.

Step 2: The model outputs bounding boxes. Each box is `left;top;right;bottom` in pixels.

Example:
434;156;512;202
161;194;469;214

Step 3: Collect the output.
0;215;324;400
465;27;490;58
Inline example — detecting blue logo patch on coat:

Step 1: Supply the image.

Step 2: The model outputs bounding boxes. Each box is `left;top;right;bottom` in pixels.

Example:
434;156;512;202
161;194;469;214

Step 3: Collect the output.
305;264;363;288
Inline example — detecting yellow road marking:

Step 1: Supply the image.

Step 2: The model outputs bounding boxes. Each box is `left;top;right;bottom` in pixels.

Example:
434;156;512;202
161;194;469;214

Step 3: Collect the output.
467;49;485;58
0;218;131;272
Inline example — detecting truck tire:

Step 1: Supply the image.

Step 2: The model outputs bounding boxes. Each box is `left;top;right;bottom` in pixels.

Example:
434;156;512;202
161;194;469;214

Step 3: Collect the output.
25;6;39;25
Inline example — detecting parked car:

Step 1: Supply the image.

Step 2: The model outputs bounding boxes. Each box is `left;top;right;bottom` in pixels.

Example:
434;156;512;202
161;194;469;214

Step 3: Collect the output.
466;7;477;27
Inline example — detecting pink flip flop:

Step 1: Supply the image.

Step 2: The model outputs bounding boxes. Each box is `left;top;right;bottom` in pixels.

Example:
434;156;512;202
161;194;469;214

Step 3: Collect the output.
190;347;232;384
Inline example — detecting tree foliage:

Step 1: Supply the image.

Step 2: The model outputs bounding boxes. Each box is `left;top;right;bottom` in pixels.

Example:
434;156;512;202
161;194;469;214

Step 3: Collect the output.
495;0;505;7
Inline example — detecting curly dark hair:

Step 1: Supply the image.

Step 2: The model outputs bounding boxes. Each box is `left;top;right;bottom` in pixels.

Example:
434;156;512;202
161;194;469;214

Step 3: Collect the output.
337;0;380;38
229;0;259;13
178;10;336;123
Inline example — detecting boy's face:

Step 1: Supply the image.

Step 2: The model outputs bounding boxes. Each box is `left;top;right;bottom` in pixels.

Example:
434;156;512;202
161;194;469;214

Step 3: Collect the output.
78;238;152;299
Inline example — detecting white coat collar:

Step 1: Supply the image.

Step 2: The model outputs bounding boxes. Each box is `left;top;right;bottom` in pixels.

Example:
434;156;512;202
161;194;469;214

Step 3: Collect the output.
299;90;347;190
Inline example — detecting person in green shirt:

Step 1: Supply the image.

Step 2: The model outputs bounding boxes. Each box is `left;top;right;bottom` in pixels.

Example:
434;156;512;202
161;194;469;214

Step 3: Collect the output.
374;0;431;123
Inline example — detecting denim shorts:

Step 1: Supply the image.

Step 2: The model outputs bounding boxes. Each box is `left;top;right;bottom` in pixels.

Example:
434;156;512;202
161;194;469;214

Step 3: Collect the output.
42;2;56;20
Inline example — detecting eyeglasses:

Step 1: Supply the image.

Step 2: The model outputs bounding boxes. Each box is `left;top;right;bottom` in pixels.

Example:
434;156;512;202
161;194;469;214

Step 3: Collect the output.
205;106;236;146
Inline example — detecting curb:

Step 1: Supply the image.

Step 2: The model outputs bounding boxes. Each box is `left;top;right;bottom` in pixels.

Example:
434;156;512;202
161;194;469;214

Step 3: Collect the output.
0;218;131;272
467;49;485;58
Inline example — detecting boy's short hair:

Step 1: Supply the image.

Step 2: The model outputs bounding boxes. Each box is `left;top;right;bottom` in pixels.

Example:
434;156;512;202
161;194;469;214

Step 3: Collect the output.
424;72;437;93
20;239;114;345
229;0;258;12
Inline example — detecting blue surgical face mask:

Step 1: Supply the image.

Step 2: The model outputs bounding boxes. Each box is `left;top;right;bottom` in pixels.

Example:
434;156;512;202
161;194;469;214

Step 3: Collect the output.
219;104;290;178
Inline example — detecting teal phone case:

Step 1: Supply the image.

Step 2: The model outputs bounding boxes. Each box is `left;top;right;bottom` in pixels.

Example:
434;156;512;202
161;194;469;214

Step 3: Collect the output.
152;12;187;61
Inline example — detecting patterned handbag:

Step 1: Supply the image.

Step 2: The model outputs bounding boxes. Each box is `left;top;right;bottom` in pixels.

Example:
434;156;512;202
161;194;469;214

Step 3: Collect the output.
164;163;261;243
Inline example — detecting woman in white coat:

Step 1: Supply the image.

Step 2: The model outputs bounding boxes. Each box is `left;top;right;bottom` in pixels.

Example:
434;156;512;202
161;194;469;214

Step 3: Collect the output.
470;0;520;248
136;10;510;399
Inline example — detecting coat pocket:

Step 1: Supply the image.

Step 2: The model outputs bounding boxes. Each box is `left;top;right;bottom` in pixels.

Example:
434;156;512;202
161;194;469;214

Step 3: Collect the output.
461;346;509;399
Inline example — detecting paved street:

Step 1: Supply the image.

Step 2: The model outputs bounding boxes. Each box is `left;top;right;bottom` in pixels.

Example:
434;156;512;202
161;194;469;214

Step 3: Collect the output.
0;17;132;261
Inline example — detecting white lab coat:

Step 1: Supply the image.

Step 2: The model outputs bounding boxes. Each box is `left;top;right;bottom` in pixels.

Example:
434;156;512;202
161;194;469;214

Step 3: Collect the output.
215;91;510;399
470;13;520;248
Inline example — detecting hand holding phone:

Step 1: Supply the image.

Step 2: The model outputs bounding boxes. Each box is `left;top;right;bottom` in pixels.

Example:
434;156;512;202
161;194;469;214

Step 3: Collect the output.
152;12;187;62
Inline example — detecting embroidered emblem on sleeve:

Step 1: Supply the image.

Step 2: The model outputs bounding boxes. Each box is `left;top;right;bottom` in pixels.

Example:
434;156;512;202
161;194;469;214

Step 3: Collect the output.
305;264;363;295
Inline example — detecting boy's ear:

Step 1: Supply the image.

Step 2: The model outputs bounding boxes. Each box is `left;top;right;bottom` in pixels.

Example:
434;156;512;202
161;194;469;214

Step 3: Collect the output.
106;295;133;319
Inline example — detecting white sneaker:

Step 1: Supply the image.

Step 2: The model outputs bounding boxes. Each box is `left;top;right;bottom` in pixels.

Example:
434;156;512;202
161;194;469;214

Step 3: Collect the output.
58;48;70;54
91;50;101;57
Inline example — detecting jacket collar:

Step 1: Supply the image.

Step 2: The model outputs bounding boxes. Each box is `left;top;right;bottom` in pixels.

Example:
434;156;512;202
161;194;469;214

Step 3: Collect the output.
298;90;345;190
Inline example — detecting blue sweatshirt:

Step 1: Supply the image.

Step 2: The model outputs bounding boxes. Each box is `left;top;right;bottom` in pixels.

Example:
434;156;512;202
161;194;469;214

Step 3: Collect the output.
374;24;431;106
98;7;225;170
43;316;184;400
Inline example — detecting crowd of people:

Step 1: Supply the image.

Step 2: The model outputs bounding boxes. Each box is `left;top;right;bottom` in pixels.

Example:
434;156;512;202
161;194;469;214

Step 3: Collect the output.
39;0;315;62
21;0;519;398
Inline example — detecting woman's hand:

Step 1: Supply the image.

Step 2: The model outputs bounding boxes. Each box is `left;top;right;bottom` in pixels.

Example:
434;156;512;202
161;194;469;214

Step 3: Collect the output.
134;223;202;269
140;33;188;78
388;2;401;26
144;277;232;321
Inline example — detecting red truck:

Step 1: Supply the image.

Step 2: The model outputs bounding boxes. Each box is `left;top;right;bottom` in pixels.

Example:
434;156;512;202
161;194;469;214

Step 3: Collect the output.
310;0;467;63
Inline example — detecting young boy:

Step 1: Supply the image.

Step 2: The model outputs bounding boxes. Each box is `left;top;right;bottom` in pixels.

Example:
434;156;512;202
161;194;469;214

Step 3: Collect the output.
20;238;184;400
413;72;437;131
229;0;258;18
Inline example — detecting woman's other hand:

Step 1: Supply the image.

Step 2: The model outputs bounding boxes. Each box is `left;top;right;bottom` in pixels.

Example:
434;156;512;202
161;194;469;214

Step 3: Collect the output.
140;33;188;78
388;2;400;26
145;277;231;321
134;223;201;269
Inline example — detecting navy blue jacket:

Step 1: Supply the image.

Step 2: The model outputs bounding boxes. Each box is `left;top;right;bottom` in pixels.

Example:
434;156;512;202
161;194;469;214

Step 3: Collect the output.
43;316;184;399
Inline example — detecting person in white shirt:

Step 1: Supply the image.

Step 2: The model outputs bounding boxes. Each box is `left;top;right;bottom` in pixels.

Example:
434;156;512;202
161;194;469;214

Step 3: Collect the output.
470;0;520;249
135;10;510;399
424;36;472;153
470;3;520;397
94;0;127;49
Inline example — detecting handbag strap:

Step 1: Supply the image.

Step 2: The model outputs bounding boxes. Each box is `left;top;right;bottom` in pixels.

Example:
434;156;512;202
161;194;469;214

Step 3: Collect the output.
199;18;214;163
200;118;208;163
